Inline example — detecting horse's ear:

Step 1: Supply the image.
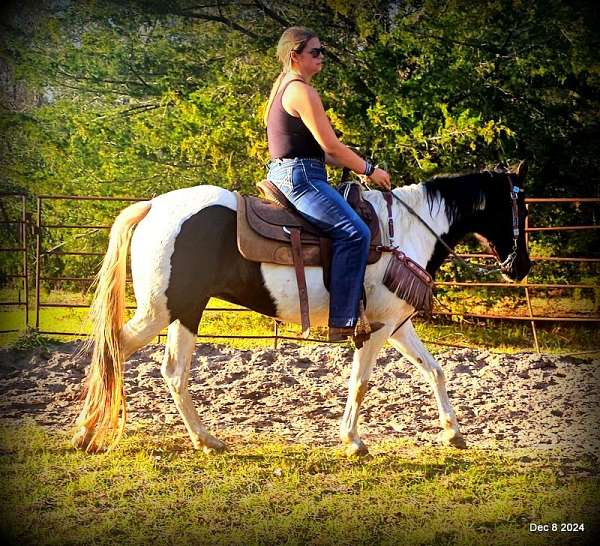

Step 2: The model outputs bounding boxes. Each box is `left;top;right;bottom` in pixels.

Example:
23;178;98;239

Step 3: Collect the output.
515;160;528;181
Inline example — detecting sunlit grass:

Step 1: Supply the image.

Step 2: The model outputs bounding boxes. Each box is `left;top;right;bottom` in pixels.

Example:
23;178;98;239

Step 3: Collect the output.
0;422;597;546
1;288;598;354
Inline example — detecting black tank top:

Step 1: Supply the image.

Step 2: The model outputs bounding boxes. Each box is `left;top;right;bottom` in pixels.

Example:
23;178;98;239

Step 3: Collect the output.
267;79;325;161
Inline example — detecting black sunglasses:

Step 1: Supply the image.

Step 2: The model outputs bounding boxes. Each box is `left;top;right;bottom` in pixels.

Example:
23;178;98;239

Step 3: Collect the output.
296;46;326;58
307;47;326;58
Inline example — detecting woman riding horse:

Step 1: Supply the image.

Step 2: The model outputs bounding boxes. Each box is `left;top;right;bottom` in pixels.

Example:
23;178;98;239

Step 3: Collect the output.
70;29;531;456
265;26;391;343
72;163;531;455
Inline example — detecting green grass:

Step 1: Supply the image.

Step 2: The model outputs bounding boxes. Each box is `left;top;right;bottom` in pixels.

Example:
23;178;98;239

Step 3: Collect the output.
0;289;289;349
0;422;597;546
1;288;598;354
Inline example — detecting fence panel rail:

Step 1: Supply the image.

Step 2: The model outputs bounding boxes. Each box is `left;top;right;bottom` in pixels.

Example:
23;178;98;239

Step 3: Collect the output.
1;193;598;351
0;193;28;333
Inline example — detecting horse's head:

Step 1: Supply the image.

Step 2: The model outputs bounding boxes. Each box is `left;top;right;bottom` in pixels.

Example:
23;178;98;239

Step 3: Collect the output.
476;161;531;281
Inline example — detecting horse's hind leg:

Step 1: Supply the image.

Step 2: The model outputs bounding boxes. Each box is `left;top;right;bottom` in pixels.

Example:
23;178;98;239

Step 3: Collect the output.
161;318;226;454
121;308;169;359
389;321;466;448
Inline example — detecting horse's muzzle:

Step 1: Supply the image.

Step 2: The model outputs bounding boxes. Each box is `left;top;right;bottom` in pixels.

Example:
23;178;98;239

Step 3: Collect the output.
502;253;531;282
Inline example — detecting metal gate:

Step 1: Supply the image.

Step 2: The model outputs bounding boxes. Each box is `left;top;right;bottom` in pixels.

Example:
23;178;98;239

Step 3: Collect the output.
1;192;598;351
0;193;29;334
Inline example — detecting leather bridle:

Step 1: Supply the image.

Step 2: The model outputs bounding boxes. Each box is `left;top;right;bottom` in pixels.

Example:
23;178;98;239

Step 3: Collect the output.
488;175;523;274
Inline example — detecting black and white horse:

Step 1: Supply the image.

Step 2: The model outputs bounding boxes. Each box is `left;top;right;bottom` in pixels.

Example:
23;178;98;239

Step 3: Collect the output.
72;163;531;455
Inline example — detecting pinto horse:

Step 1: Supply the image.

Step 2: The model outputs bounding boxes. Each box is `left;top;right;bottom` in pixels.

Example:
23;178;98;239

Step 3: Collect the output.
72;162;531;455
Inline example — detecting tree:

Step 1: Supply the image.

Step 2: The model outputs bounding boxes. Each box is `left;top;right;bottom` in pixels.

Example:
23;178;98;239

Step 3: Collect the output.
1;0;598;283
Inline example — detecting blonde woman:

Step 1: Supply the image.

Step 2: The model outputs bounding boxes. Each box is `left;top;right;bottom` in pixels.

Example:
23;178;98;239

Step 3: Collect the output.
265;26;391;342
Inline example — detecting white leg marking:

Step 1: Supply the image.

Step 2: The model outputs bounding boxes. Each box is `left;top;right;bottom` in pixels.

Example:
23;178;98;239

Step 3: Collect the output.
389;321;466;448
339;325;391;455
161;320;226;453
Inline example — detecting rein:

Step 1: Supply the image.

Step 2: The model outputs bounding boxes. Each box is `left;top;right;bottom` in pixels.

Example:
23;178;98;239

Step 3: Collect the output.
379;175;523;276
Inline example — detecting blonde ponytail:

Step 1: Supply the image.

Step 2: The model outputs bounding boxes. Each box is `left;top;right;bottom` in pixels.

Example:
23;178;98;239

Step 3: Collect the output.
263;26;317;126
264;71;286;126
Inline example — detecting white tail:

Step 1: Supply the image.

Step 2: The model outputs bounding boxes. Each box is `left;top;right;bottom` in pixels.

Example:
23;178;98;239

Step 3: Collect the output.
72;201;151;453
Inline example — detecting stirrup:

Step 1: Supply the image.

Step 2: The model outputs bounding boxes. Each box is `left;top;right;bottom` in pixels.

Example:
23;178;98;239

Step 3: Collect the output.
354;300;373;336
352;300;383;348
352;321;384;349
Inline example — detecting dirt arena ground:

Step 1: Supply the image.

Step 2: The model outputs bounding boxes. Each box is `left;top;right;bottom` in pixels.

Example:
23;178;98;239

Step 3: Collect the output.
1;341;599;458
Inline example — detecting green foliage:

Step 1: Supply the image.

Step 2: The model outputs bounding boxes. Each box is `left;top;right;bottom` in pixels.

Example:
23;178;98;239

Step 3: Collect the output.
1;1;598;311
2;0;599;196
1;422;598;545
4;331;62;351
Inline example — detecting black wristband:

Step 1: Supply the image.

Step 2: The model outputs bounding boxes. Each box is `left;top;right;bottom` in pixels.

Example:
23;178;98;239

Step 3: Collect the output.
364;160;375;176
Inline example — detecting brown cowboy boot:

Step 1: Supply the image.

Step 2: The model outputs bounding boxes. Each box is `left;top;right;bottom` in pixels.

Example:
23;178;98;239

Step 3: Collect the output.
328;301;385;346
328;323;384;345
328;326;355;342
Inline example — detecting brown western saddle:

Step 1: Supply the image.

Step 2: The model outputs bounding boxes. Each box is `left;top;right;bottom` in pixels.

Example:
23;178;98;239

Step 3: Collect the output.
235;180;383;337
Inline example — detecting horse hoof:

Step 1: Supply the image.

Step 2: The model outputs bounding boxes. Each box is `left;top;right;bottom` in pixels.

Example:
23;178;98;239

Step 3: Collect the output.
345;440;369;457
196;438;227;455
202;444;226;455
437;430;467;449
71;427;100;453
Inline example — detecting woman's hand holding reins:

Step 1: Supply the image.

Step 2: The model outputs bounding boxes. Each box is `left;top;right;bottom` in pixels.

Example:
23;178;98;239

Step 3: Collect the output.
367;167;391;191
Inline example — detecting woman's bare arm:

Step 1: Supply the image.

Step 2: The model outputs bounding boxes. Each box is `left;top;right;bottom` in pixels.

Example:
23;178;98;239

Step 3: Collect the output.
324;153;344;168
284;82;390;189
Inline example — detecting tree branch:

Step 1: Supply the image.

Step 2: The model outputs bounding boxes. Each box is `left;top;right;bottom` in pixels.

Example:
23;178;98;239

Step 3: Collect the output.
93;103;160;121
142;1;262;41
54;81;131;97
252;0;290;28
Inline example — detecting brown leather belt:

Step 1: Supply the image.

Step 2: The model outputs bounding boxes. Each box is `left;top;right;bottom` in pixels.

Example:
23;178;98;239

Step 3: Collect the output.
287;227;310;338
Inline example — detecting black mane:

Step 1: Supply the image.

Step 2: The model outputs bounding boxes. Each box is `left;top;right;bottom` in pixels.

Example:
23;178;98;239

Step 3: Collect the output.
419;165;530;280
423;170;491;224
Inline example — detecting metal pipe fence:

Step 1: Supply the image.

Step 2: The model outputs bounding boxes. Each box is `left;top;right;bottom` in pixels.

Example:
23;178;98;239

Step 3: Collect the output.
0;193;28;333
1;193;598;351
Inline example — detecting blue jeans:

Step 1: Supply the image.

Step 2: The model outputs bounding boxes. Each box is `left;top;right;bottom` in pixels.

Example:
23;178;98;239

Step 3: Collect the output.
267;158;370;328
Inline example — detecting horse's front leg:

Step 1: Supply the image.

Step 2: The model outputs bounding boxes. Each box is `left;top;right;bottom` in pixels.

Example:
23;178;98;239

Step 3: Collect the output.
339;327;389;456
389;320;467;448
